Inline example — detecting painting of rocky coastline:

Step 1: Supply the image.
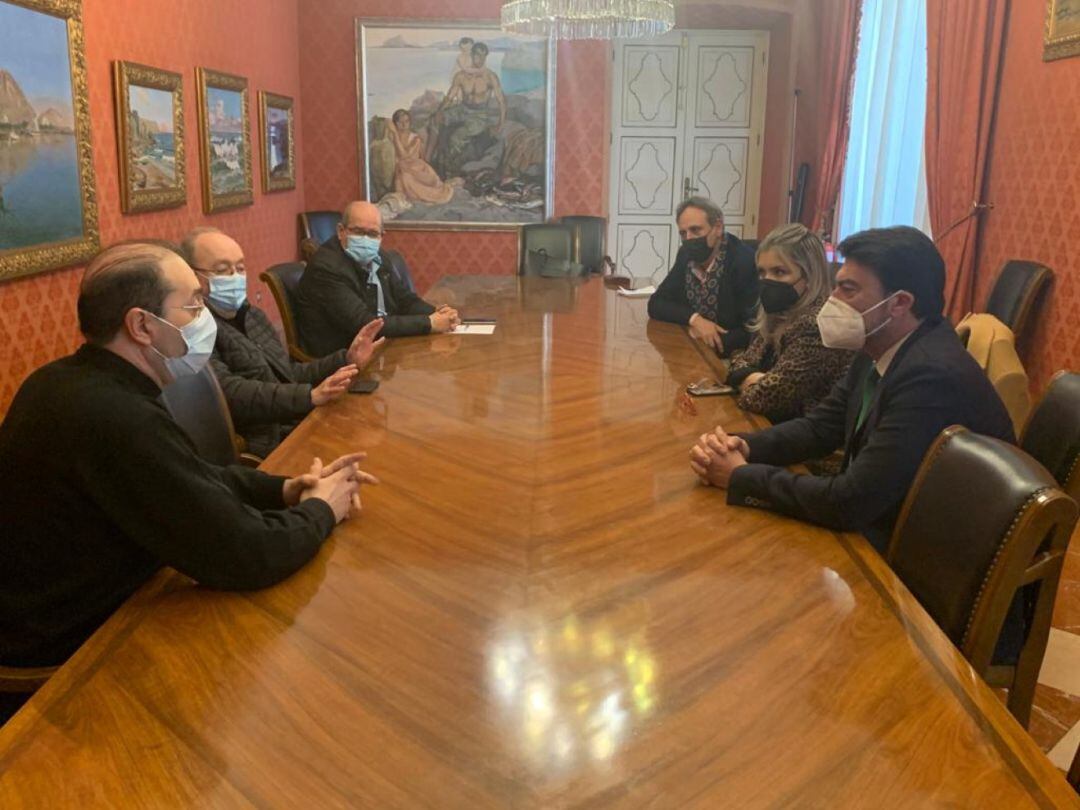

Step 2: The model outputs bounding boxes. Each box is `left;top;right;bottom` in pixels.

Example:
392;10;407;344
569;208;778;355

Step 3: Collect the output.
356;21;554;229
1;0;99;281
113;61;185;213
195;67;252;213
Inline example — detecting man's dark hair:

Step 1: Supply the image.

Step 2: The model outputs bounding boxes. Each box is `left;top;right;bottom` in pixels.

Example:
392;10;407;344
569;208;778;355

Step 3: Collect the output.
837;226;945;319
77;243;176;345
459;36;474;47
471;42;489;57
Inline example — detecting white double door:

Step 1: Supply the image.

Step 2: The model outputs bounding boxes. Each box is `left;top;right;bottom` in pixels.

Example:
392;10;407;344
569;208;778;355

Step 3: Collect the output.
608;30;769;287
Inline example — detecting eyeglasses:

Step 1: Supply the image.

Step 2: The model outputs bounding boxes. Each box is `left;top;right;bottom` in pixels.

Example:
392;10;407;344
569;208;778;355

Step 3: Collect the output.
194;263;245;276
163;301;206;318
341;225;383;238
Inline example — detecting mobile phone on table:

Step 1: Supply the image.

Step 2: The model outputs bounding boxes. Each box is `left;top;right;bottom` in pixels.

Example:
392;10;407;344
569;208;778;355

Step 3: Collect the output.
348;378;379;394
687;380;735;397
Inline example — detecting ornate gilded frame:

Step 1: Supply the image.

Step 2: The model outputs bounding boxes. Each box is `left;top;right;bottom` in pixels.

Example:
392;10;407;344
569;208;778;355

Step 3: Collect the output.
112;61;186;213
0;0;99;283
195;67;253;213
354;18;556;232
1044;0;1080;61
258;91;296;193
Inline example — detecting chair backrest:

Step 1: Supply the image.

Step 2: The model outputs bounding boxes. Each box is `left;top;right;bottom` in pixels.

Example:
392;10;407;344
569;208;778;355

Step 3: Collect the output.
983;260;1052;344
887;426;1077;677
954;313;1031;435
1069;741;1080;791
298;210;341;261
382;248;415;293
259;262;312;362
560;215;606;273
519;223;577;277
161;365;241;468
1021;371;1080;502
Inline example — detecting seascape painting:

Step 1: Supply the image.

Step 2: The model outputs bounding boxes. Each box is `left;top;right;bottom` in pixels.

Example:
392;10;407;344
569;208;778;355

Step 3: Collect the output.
357;21;554;229
1;0;99;280
259;90;294;192
113;61;185;213
196;68;252;213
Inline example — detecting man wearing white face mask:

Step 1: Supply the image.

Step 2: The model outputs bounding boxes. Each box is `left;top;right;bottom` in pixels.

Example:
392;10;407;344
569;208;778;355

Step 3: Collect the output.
689;226;1014;552
295;201;459;356
182;227;385;457
0;242;377;706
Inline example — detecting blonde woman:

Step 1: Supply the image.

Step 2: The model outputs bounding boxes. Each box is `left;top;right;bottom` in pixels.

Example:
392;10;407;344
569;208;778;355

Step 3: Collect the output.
726;224;854;423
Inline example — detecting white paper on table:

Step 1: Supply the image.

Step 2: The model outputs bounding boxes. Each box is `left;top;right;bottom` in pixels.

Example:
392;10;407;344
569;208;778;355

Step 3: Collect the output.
615;285;656;298
450;323;497;335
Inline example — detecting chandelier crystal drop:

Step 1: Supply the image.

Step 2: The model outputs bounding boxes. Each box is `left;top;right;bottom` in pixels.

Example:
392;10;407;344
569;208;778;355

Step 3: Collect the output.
500;0;675;40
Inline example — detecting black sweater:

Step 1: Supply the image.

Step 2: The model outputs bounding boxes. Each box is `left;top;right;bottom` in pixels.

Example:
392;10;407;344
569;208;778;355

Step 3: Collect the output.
647;233;760;354
0;345;335;666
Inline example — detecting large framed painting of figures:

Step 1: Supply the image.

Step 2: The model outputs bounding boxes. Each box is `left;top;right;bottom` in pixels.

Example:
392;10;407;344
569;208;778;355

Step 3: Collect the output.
0;0;99;283
195;67;253;213
356;19;555;230
113;61;185;213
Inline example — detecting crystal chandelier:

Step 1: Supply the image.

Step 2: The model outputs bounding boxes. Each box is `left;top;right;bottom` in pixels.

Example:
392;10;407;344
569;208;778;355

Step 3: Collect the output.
500;0;675;40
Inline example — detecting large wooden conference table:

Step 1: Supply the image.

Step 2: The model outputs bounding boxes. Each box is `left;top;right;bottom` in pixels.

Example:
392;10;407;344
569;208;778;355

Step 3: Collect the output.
1;276;1076;808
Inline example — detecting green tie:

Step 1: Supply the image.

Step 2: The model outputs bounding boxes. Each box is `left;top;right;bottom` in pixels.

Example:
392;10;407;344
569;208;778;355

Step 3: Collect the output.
855;366;881;432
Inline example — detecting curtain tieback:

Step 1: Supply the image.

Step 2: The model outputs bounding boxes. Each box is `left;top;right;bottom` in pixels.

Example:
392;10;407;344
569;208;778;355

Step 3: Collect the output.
934;200;995;243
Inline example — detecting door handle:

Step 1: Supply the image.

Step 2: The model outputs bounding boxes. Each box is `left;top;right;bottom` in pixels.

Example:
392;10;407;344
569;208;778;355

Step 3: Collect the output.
683;177;699;199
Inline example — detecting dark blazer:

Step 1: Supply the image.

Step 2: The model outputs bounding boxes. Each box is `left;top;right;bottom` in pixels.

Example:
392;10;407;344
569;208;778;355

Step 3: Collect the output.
727;318;1016;551
647;233;760;354
295;239;436;355
209;304;347;457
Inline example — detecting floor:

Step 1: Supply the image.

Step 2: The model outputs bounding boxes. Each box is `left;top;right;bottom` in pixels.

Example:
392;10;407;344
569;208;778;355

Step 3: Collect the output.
1029;528;1080;775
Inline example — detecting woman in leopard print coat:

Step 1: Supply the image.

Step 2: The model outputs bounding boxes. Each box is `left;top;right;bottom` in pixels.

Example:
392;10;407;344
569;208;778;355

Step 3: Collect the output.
726;224;854;424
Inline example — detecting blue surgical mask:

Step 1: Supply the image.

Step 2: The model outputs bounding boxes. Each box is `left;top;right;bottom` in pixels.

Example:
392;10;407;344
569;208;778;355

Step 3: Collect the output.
145;307;218;380
204;273;247;313
345;234;381;266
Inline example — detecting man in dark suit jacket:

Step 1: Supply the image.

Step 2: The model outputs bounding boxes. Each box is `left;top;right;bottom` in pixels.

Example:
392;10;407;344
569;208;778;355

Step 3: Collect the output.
295;201;459;356
181;228;385;457
648;196;760;356
690;226;1015;551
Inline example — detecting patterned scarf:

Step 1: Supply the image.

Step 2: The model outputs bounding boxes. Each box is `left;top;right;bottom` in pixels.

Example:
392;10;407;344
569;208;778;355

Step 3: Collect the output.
684;237;728;318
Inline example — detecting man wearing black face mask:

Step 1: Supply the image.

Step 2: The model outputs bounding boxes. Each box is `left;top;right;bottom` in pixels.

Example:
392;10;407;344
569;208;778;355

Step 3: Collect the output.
647;196;760;356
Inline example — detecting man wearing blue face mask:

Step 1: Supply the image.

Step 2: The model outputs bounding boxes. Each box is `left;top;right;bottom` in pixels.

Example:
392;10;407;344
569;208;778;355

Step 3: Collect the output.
689;226;1015;551
182;227;385;457
0;242;378;722
295;201;459;356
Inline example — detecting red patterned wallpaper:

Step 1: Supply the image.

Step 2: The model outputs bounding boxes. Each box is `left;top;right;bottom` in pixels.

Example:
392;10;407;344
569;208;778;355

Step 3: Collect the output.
976;0;1080;391
0;0;306;415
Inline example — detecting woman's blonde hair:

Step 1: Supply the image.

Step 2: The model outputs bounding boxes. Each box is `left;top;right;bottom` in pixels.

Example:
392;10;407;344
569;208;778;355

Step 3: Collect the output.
749;223;831;342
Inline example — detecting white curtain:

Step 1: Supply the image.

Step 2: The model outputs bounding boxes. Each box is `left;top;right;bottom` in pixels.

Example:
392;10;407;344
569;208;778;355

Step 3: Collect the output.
837;0;931;241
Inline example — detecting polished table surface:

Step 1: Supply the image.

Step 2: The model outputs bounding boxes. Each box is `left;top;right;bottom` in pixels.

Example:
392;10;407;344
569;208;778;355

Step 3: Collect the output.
1;277;1077;808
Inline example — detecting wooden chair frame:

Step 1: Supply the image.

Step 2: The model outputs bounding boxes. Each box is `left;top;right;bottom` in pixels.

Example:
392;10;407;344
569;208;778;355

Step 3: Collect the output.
260;268;314;363
888;426;1079;729
0;665;58;695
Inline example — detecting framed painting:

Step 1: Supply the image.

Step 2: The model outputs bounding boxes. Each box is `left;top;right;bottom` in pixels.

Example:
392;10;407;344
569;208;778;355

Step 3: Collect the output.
113;61;185;213
0;0;99;283
356;19;555;231
195;67;252;213
258;91;295;192
1045;0;1080;60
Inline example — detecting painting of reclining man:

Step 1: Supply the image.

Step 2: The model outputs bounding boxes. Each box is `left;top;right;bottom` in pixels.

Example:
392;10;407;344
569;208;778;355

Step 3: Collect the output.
357;22;553;227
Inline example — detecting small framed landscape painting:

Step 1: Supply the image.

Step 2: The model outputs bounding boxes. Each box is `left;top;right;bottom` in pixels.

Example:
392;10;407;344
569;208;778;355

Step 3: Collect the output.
258;91;295;192
113;61;185;213
0;0;99;282
195;67;252;213
1045;0;1080;61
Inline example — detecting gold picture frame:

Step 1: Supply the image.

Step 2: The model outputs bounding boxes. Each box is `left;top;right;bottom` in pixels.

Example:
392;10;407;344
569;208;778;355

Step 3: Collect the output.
195;67;253;213
258;91;295;192
113;61;185;213
1044;0;1080;61
0;0;99;283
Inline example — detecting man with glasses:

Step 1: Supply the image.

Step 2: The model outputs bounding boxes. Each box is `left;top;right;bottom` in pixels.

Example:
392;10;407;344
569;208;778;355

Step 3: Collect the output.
0;241;376;723
181;227;385;457
295;201;459;356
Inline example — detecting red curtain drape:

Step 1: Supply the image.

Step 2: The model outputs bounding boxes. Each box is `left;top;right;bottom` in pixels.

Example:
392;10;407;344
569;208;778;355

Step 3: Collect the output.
925;0;1009;322
809;0;862;238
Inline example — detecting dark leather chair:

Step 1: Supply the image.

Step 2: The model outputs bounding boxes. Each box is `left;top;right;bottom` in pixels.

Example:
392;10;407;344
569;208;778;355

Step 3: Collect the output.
886;426;1078;728
1020;371;1080;502
298;210;341;262
983;260;1052;345
0;664;57;697
1070;743;1080;792
519;223;579;277
259;262;313;362
559;215;611;274
382;248;415;293
161;365;259;468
